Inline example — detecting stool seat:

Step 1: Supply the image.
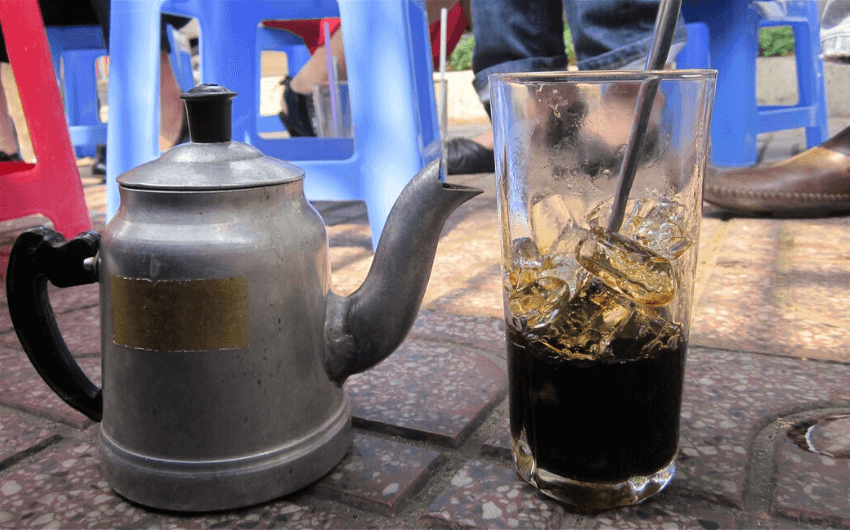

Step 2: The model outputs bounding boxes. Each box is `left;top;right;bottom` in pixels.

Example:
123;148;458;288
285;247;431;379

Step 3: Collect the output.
106;0;441;250
677;0;829;167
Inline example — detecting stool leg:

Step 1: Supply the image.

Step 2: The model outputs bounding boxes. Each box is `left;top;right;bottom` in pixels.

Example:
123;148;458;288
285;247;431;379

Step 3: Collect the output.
106;0;165;220
63;49;106;158
792;1;830;148
707;1;761;167
337;0;440;249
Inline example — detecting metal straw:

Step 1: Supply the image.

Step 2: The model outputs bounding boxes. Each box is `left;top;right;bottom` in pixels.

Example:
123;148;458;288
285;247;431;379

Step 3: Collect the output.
606;0;682;233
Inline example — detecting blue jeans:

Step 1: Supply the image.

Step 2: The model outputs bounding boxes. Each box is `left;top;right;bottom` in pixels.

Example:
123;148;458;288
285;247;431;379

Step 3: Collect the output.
471;0;689;105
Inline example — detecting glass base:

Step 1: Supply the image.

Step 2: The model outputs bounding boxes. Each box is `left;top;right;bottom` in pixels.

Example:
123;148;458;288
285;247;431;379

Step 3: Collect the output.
512;439;676;510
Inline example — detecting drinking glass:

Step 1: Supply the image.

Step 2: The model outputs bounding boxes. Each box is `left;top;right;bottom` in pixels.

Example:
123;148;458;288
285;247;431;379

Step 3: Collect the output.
491;70;716;509
312;81;353;138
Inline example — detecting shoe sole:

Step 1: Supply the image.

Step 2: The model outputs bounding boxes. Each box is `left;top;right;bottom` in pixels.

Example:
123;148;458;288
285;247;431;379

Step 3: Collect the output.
705;185;850;217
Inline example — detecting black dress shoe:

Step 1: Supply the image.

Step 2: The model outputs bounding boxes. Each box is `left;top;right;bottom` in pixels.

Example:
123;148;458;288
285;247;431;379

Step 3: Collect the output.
0;150;22;162
446;138;494;174
92;144;106;176
278;76;316;137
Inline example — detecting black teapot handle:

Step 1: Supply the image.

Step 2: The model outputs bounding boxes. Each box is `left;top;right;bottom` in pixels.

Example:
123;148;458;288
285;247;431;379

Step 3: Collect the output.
5;227;102;421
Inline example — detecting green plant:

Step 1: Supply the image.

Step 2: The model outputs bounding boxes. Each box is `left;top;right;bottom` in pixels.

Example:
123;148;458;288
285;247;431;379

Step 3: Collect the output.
447;26;576;72
448;35;475;71
564;25;575;64
448;25;793;71
759;26;795;57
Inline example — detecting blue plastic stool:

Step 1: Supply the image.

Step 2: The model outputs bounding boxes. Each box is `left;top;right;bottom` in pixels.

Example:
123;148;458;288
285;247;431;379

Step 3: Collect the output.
106;0;441;250
45;26;108;158
677;0;829;167
676;22;709;69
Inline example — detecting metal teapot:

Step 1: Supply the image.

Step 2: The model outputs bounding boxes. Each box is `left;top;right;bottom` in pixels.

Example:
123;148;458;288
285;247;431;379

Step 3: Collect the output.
5;84;481;512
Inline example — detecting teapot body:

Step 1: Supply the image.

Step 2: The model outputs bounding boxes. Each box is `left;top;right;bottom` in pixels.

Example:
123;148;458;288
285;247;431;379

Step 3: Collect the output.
97;182;351;511
5;84;484;513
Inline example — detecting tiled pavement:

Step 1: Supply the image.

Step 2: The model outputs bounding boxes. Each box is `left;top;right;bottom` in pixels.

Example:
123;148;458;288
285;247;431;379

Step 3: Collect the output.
1;124;850;529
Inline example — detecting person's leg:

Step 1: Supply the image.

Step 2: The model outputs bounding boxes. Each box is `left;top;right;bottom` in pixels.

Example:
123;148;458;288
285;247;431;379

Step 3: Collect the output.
158;14;191;149
288;28;346;95
282;2;464;137
446;0;567;174
159;50;186;150
447;0;687;174
564;0;687;71
471;0;567;112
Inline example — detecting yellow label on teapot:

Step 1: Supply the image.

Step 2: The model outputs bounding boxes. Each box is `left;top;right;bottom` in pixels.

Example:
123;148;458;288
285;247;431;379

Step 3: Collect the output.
111;276;249;351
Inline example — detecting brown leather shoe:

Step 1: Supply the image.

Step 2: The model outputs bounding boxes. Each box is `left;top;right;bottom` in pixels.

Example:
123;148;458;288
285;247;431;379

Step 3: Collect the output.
704;125;850;216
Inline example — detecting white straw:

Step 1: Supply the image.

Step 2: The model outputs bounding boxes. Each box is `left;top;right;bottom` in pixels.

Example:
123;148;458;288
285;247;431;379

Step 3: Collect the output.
439;7;448;167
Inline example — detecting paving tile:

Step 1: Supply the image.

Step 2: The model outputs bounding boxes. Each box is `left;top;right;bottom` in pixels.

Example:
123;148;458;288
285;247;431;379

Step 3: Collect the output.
696;216;724;249
691;262;850;362
0;215;49;241
409;310;506;357
427;228;500;288
783;218;850;264
774;414;850;527
675;348;850;507
711;219;781;268
344;339;506;447
0;282;99;337
315;432;442;516
588;493;740;529
45;283;100;315
143;504;361;530
328;247;372;298
315;200;369;227
0;306;10;338
777;270;850;358
688;263;850;363
0;439;150;529
690;269;781;355
53;305;101;356
436;194;498;240
0;305;101;356
0;348;100;429
481;414;510;459
783;267;850;316
0;439;360;530
0;411;61;466
419;459;570;529
424;264;505;320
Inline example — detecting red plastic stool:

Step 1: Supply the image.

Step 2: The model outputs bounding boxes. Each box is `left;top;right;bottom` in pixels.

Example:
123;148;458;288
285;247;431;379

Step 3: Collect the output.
0;0;91;240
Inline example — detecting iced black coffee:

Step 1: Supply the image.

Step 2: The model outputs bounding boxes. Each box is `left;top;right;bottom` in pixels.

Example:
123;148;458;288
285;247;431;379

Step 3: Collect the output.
492;71;715;509
502;191;696;508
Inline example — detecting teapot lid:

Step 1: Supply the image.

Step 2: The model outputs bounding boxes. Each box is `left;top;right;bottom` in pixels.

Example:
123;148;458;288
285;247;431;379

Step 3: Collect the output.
117;84;305;191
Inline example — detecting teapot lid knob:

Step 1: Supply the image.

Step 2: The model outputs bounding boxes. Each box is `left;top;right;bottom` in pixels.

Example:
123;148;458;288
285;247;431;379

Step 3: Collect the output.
180;84;237;143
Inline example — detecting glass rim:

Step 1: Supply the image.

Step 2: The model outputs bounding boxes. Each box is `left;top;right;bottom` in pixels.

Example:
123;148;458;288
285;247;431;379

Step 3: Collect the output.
489;69;717;85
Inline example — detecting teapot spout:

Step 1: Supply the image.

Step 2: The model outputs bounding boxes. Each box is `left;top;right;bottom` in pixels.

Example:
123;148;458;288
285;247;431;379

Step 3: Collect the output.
324;159;482;383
